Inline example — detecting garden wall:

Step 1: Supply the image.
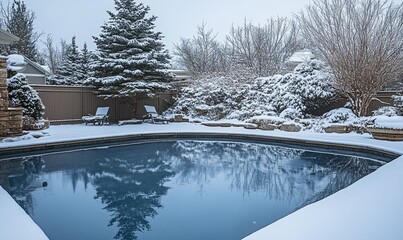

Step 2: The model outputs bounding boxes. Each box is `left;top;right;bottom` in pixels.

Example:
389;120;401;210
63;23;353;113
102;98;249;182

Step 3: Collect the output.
31;85;176;124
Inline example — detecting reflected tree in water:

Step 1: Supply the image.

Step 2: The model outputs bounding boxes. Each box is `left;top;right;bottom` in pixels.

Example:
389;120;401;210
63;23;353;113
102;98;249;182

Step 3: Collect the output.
85;144;174;240
303;154;380;206
160;141;381;208
7;156;45;214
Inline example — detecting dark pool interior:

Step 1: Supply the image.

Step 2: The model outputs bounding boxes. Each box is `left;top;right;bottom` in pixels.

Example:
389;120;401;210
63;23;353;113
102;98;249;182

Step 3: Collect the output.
0;140;385;240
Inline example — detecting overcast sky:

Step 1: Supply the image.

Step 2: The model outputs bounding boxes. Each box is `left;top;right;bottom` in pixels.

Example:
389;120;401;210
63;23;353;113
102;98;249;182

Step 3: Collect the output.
20;0;312;52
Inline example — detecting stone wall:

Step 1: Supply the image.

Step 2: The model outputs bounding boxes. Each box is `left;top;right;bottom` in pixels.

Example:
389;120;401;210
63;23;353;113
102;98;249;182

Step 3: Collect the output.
0;56;23;138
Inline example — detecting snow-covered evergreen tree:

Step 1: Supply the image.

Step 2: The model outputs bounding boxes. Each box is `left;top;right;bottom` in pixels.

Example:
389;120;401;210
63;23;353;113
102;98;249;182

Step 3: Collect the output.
87;0;172;98
7;73;44;120
2;0;40;61
77;42;91;81
54;36;80;85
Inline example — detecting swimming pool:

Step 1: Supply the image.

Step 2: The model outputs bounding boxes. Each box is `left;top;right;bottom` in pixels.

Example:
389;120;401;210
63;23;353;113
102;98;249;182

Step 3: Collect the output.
0;139;385;240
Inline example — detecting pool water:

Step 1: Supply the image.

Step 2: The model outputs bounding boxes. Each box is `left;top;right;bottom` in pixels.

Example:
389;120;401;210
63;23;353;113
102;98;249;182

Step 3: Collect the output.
0;140;383;240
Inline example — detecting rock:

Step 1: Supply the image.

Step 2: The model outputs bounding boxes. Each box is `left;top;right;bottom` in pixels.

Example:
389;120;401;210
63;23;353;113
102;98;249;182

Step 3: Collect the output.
118;119;143;125
202;122;232;127
324;125;352;134
172;115;189;122
259;124;278;131
174;115;183;122
243;124;258;129
280;123;301;132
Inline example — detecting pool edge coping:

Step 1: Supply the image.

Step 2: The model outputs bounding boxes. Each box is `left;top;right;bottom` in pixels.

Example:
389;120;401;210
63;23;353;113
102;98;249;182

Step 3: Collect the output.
0;132;401;160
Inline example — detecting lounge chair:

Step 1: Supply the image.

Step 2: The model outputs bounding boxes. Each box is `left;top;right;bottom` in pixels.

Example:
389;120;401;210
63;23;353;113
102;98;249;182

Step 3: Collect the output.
82;107;110;125
143;105;169;124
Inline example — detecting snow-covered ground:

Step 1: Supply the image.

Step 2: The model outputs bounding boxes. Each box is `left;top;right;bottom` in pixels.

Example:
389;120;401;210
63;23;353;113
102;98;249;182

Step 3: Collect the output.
0;185;48;240
1;123;403;240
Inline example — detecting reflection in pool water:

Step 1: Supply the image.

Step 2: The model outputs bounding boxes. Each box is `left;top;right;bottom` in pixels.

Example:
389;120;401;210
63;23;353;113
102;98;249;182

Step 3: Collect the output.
0;140;382;240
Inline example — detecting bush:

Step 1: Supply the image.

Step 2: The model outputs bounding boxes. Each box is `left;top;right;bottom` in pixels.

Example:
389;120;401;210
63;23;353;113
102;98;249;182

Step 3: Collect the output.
168;59;336;120
392;95;403;115
322;108;357;123
373;106;398;117
7;73;45;120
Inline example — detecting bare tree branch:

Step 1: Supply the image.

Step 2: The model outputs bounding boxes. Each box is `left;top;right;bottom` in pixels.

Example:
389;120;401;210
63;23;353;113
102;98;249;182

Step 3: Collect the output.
298;0;403;116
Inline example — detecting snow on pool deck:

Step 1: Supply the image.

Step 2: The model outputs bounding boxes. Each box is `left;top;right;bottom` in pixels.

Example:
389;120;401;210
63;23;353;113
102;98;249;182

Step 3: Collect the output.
1;123;403;240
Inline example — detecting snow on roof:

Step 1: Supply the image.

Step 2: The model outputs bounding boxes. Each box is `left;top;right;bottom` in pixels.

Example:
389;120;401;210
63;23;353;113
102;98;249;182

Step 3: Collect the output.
7;54;26;66
7;54;49;74
7;54;26;72
288;51;315;63
40;65;51;74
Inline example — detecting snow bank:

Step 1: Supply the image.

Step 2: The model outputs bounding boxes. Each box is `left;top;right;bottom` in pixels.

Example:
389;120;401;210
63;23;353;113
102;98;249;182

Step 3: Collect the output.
0;187;48;240
374;116;403;129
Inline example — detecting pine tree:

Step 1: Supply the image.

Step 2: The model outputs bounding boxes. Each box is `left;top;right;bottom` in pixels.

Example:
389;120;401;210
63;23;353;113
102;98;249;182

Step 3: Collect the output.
89;0;172;99
56;36;80;85
77;42;91;81
1;0;40;61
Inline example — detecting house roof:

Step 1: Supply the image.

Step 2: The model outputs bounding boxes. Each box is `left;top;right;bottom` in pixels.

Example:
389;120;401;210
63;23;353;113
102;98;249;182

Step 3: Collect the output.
23;56;50;74
0;28;19;45
7;54;50;75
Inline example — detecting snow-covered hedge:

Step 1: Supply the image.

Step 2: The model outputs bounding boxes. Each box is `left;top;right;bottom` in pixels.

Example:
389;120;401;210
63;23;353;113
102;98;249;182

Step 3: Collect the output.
7;74;45;120
167;59;335;120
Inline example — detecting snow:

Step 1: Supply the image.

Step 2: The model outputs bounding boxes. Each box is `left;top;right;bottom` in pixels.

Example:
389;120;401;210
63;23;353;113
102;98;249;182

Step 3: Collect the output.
374;116;403;129
7;54;26;72
0;123;403;240
0;187;48;240
7;54;26;66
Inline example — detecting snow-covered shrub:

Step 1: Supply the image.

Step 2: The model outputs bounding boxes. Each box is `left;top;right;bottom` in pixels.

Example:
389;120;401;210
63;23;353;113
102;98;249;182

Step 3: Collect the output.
372;106;398;117
167;64;255;120
245;59;335;118
322;108;357;124
7;73;45;120
392;95;403;115
168;75;249;120
246;115;287;126
168;59;335;121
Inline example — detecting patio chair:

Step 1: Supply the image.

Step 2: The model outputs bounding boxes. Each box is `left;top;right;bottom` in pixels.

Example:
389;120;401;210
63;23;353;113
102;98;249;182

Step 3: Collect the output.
82;107;110;125
143;105;169;124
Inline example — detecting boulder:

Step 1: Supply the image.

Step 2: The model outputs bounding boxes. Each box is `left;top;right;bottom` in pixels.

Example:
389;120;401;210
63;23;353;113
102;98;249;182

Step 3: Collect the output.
173;115;190;122
259;124;278;131
324;125;352;134
202;122;232;127
243;124;258;129
280;123;301;132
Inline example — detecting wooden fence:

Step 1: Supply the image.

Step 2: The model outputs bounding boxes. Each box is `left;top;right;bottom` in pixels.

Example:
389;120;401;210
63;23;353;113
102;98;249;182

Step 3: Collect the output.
31;85;176;124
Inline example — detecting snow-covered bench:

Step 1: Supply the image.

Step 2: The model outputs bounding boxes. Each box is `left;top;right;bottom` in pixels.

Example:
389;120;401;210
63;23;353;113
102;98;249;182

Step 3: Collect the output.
82;107;110;125
143;105;169;124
